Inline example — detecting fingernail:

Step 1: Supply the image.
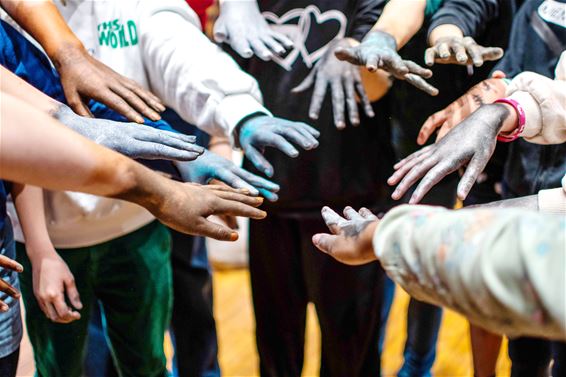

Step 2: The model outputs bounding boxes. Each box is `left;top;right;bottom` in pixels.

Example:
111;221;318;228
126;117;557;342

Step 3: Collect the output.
0;304;8;312
310;113;319;120
367;65;377;72
312;234;320;244
230;232;239;241
336;122;346;130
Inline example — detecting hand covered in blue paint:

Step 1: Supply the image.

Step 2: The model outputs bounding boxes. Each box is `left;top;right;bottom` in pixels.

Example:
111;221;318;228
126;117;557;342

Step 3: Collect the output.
53;104;204;161
238;115;320;177
312;206;379;265
213;0;294;61
175;149;281;201
335;31;438;96
292;38;375;129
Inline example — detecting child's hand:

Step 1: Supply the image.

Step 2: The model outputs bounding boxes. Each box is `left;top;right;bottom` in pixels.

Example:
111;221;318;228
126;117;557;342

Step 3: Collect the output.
0;255;23;312
30;250;82;323
312;206;379;265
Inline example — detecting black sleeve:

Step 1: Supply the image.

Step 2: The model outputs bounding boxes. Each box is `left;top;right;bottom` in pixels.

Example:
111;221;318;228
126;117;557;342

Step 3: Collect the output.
427;0;500;39
347;0;386;41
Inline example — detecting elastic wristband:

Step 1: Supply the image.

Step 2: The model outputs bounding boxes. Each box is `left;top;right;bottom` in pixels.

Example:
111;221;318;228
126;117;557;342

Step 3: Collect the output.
494;98;526;142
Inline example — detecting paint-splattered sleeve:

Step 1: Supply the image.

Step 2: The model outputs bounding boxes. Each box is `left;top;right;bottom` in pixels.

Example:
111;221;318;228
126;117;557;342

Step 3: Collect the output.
373;204;566;340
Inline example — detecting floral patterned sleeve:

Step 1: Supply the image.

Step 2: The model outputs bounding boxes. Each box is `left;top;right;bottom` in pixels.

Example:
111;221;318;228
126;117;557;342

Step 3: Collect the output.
373;204;566;340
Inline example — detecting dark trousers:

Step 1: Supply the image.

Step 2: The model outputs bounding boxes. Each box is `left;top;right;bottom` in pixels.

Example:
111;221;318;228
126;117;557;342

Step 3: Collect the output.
249;213;385;377
0;348;19;377
509;337;566;377
169;230;220;377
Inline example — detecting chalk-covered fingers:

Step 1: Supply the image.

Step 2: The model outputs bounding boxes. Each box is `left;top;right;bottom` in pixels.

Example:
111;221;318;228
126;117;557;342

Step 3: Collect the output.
294;39;375;129
238;116;320;176
213;0;292;60
313;206;379;265
425;36;504;67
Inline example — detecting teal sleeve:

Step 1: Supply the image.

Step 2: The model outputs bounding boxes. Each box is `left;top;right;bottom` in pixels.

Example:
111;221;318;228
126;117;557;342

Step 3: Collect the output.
425;0;443;17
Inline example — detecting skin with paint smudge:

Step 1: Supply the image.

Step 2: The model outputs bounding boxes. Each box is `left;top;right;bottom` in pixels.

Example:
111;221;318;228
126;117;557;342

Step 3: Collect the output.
312;206;379;265
334;31;439;96
175;149;281;202
53;104;204;161
426;24;504;67
213;0;294;61
389;103;513;203
417;72;508;145
292;38;376;129
238;115;320;177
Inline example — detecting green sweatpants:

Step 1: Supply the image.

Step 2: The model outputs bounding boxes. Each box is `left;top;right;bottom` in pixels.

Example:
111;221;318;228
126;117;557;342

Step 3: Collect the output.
16;221;172;377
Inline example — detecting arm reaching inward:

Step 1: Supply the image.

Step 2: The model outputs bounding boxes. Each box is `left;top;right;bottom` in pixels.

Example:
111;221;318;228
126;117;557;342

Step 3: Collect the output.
0;0;165;122
1;93;266;241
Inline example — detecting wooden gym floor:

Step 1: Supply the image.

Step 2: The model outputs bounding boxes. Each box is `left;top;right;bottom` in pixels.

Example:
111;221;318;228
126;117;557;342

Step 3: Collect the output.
16;268;511;376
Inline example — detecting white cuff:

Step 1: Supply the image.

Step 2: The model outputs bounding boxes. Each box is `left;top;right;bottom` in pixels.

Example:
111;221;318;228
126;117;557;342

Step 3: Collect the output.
215;94;272;146
508;91;543;140
538;188;566;215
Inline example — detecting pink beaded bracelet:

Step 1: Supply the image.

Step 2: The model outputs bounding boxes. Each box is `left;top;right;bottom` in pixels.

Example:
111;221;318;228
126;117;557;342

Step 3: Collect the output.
494;98;526;142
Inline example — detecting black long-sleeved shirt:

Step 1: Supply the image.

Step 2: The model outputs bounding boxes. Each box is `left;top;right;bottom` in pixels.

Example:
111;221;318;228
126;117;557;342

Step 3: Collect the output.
428;0;502;38
233;0;396;214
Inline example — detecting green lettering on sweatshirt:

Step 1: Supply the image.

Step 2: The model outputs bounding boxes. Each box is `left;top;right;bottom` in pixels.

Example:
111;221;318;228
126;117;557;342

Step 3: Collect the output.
97;19;138;49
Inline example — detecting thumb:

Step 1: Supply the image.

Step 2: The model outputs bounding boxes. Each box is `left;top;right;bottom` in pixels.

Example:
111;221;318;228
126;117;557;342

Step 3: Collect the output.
312;233;337;254
64;278;83;310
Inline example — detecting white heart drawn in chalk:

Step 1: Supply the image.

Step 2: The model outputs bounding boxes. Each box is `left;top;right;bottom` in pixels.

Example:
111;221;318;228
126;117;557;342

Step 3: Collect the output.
263;5;347;71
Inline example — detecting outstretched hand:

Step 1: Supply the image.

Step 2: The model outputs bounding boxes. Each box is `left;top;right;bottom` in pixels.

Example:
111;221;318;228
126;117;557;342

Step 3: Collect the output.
54;47;165;123
152;182;267;241
292;38;376;129
389;104;511;203
312;206;379;265
425;36;504;67
238;115;320;177
54;104;204;161
213;0;293;61
175;150;281;202
335;31;438;96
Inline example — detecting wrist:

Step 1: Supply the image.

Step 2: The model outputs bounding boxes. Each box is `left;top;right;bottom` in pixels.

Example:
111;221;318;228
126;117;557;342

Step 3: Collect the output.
49;41;88;70
496;103;519;134
493;98;525;142
26;241;58;264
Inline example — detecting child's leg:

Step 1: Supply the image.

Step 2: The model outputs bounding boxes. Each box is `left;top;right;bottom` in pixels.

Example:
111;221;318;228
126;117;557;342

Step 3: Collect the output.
95;221;172;377
16;243;95;377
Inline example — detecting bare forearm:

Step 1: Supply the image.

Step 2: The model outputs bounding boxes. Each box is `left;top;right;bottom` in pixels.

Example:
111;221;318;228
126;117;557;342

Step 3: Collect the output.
372;0;426;49
0;0;85;65
0;93;166;208
0;66;61;114
11;184;57;259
